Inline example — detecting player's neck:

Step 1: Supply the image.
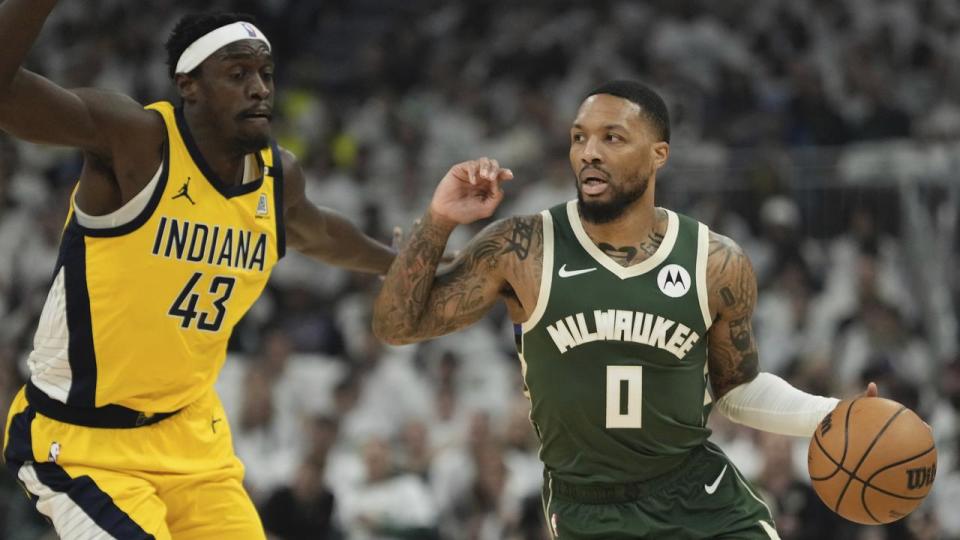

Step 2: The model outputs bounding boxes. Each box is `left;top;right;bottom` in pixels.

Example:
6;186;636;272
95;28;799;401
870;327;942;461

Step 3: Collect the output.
580;192;661;249
182;109;246;187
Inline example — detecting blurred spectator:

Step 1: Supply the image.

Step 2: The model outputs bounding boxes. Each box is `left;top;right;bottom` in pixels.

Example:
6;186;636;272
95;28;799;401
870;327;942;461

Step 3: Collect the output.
755;432;847;540
338;437;439;540
261;456;339;540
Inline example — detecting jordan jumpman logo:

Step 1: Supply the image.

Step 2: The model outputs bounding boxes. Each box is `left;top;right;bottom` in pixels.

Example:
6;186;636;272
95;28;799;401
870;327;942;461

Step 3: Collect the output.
172;178;196;205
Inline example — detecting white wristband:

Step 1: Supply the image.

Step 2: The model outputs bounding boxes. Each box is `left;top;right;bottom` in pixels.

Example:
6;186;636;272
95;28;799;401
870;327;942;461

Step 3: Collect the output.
715;372;839;437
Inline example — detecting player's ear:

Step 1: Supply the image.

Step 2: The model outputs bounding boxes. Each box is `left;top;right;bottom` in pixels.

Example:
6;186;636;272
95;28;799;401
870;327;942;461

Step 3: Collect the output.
175;73;198;102
652;141;669;170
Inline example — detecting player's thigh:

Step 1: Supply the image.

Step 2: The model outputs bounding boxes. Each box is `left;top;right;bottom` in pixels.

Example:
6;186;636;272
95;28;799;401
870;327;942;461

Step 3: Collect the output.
5;390;171;540
684;445;779;538
545;498;653;540
15;461;172;540
161;467;265;540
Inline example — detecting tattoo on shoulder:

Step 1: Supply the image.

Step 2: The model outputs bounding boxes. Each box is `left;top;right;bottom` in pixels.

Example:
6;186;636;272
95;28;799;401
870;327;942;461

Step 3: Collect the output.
708;234;755;315
424;215;541;328
504;217;535;260
707;232;760;397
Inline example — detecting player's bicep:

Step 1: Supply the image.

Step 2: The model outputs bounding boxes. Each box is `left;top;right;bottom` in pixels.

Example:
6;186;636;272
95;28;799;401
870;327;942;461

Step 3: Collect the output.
706;233;760;399
410;221;515;338
0;69;153;154
411;214;540;339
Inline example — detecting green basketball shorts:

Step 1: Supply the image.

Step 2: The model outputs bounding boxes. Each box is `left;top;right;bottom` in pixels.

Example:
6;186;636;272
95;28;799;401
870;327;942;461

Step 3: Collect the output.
541;442;779;539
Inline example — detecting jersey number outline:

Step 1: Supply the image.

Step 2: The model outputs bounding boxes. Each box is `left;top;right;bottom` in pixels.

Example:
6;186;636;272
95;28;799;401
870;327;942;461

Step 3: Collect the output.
605;365;643;429
168;272;236;332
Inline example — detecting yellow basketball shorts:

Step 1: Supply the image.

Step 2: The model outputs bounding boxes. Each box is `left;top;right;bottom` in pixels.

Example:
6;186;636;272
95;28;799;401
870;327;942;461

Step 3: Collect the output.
3;386;265;540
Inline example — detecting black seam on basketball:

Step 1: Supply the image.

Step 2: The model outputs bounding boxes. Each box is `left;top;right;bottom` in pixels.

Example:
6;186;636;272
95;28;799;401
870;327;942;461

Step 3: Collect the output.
810;432;844;481
832;399;859;512
813;440;934;501
861;445;937;503
834;404;905;513
840;399;856;470
864;445;936;485
862;484;931;501
812;439;868;482
861;483;882;524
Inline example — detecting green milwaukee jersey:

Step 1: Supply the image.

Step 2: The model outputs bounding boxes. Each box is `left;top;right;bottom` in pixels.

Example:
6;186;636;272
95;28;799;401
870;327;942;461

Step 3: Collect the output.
518;200;715;484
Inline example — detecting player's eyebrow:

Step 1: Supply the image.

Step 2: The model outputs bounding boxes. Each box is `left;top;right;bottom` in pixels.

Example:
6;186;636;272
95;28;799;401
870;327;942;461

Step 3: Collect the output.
571;123;628;131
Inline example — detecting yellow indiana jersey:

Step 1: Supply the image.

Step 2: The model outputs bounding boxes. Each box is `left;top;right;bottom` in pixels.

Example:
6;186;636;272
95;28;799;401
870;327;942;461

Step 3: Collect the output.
27;101;284;413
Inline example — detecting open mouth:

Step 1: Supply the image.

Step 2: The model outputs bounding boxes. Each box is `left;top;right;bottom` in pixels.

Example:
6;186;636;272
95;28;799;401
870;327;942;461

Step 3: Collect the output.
579;170;609;196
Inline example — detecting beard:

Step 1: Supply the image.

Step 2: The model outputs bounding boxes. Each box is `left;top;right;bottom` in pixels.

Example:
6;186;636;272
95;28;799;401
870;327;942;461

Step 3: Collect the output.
577;174;650;224
235;132;271;154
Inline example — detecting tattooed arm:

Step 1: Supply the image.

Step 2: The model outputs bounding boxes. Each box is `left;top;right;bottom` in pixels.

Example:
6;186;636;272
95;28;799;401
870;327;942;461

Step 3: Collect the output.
372;214;539;344
373;158;523;345
705;232;759;399
706;231;875;436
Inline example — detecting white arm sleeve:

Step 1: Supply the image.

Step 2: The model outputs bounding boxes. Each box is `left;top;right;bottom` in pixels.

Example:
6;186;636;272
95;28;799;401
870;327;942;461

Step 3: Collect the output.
715;372;840;437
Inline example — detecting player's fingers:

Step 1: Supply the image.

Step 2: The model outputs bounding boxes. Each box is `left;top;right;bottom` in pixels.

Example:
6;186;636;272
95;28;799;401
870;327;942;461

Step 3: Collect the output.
488;159;500;181
865;382;879;397
465;162;477;185
475;157;490;181
392;226;403;250
498;168;514;181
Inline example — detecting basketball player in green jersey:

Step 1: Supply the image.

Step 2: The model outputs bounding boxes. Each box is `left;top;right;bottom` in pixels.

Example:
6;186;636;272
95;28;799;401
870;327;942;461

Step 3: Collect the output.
374;80;877;539
0;2;395;539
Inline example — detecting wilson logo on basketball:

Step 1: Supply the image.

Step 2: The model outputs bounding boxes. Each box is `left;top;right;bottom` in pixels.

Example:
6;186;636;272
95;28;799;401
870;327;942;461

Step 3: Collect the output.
819;413;833;436
905;464;936;490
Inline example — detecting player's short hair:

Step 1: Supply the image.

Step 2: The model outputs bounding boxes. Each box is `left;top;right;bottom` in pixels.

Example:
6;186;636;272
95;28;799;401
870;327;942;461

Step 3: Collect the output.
165;12;259;79
585;80;671;143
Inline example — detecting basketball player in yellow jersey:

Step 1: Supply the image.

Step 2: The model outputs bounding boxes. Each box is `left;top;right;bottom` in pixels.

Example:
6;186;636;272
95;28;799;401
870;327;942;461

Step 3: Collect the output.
0;3;396;539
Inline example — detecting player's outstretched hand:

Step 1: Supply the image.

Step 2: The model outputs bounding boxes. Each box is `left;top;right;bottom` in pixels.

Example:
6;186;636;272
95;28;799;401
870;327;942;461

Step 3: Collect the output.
429;157;514;226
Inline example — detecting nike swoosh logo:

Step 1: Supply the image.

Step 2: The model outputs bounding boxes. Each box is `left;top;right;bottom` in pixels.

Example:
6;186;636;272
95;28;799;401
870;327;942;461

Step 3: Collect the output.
558;264;597;278
704;464;727;495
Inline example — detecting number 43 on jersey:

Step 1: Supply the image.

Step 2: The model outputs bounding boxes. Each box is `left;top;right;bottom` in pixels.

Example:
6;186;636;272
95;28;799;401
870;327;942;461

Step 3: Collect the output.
168;272;236;332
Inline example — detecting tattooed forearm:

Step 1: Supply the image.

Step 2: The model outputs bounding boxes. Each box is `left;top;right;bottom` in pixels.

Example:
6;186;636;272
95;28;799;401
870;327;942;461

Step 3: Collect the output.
373;212;455;341
706;232;760;398
373;215;542;344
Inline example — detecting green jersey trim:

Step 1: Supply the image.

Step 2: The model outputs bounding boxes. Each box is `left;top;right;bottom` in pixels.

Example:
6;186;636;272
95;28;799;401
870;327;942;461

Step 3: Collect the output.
565;200;679;280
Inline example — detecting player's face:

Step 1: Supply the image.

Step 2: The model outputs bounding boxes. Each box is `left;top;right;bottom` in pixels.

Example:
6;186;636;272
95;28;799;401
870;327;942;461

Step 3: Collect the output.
194;40;275;153
569;94;667;223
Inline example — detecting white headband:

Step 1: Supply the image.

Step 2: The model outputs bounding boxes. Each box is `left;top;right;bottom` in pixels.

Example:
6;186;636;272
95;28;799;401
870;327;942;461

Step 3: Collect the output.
175;21;271;75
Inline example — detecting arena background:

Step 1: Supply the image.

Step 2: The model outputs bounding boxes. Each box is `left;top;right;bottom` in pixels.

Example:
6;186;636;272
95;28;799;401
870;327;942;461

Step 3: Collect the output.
1;0;958;538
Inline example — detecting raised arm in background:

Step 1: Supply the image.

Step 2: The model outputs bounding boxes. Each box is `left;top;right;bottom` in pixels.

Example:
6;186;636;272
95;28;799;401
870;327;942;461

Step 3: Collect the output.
0;0;164;211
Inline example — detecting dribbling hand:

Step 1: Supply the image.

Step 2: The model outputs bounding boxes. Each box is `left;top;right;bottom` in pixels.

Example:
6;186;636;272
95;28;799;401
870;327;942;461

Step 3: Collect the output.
859;382;879;398
429;157;514;226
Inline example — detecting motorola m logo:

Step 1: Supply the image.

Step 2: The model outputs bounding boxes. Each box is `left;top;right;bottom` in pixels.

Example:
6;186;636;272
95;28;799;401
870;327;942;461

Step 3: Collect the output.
657;264;691;298
663;271;685;286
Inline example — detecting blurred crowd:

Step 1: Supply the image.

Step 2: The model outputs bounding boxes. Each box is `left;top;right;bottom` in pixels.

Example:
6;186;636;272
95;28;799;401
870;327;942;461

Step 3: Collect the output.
2;0;960;539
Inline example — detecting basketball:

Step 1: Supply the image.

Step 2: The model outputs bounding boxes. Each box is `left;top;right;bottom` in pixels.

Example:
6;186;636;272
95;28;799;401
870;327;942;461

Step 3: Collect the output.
808;397;937;524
